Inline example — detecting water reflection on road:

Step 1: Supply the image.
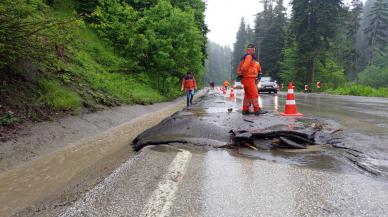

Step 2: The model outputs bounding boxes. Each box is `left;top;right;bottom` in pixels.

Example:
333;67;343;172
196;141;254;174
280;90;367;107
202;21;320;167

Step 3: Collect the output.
215;88;388;176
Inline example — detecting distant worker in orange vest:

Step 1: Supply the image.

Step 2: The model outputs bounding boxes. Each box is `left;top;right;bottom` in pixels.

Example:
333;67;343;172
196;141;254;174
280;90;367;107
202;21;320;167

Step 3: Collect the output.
181;72;197;107
237;44;267;115
223;80;229;90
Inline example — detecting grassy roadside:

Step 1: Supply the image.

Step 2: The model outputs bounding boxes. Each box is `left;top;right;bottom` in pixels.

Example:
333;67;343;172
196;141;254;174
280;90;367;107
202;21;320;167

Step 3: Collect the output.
325;84;388;98
1;0;180;128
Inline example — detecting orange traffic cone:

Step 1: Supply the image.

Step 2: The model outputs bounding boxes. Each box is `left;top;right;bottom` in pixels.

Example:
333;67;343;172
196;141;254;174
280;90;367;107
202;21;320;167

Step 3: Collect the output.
281;82;303;116
229;88;235;98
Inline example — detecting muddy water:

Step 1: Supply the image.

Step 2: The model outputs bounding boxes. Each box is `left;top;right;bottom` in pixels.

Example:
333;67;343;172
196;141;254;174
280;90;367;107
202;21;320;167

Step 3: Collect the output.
0;101;188;217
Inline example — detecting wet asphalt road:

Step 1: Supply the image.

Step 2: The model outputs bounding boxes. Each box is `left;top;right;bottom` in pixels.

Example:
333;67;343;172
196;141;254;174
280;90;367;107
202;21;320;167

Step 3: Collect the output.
60;89;388;217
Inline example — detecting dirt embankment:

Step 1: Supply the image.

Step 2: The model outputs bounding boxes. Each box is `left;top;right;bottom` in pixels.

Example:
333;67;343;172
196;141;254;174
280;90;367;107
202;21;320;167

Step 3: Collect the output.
0;97;186;173
0;92;208;217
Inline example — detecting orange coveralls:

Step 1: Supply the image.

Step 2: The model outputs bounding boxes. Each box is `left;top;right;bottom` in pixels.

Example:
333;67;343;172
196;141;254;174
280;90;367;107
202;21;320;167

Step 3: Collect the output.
239;50;261;113
223;80;229;89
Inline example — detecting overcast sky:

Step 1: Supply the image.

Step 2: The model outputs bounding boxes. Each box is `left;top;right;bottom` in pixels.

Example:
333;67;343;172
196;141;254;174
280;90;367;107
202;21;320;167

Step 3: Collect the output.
205;0;365;47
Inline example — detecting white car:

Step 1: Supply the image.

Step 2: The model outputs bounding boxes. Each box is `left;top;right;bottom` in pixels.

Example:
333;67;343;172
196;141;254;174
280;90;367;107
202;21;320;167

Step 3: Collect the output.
234;81;243;89
258;77;279;94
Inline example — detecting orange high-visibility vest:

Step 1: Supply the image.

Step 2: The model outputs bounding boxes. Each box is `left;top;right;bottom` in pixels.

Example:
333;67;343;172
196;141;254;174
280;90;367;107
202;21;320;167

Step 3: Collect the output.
182;75;197;90
238;53;261;78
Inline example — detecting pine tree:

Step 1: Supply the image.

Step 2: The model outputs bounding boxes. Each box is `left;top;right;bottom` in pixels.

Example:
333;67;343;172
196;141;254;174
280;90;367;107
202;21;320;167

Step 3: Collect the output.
246;24;256;43
290;0;342;84
358;0;376;70
332;1;362;81
254;0;274;58
259;0;287;80
348;0;363;78
205;41;232;84
232;18;249;75
364;0;388;65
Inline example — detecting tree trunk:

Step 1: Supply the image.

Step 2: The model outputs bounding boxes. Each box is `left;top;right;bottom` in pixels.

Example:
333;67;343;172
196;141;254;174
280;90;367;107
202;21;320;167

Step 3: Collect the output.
354;51;359;81
307;57;315;84
368;21;379;66
157;72;160;91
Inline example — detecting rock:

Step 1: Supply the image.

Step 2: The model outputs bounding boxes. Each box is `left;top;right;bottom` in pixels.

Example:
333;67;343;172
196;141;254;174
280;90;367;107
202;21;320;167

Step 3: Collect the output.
235;132;253;140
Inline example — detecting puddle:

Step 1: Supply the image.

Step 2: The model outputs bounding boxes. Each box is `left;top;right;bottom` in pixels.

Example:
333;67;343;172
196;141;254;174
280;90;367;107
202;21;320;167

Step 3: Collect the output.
231;147;345;172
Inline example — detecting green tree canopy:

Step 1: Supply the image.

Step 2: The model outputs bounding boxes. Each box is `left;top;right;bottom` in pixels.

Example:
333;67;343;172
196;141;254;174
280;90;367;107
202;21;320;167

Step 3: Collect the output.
364;0;388;65
205;41;232;84
232;18;249;75
290;0;343;84
259;0;287;80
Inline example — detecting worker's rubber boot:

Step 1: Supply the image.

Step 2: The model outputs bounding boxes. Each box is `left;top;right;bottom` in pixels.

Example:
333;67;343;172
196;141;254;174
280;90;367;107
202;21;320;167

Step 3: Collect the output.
254;110;268;116
242;110;250;115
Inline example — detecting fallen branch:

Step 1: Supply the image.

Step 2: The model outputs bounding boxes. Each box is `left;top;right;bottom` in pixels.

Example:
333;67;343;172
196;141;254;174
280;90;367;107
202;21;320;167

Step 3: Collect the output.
242;141;258;151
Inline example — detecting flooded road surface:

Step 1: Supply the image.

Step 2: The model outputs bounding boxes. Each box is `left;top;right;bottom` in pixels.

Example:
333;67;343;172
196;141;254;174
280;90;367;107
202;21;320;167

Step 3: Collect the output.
59;89;388;217
293;93;388;175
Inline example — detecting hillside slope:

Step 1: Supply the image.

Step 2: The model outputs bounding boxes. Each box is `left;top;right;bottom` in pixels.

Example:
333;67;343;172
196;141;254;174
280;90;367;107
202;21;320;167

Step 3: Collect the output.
1;0;207;135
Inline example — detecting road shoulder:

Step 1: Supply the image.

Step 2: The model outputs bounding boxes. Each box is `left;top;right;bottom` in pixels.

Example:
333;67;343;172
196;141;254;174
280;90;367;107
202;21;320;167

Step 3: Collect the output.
0;91;205;217
0;98;183;173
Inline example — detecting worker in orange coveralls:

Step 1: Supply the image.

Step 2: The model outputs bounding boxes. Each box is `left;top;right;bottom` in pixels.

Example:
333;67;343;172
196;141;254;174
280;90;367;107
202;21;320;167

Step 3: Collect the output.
237;44;267;115
181;71;197;107
223;80;229;90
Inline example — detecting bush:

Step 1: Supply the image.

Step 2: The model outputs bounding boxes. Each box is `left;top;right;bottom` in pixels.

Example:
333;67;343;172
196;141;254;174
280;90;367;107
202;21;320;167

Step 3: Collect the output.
0;111;20;126
315;59;346;89
38;79;82;111
326;84;388;97
358;66;388;88
281;51;346;89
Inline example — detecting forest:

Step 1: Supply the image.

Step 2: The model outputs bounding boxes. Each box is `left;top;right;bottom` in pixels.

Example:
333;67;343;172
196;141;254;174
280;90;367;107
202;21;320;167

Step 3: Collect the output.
1;0;388;126
0;0;207;125
204;41;232;84
231;0;388;96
